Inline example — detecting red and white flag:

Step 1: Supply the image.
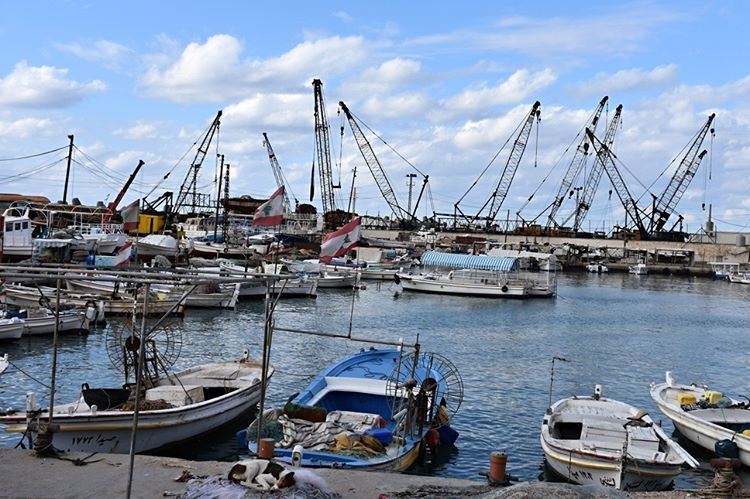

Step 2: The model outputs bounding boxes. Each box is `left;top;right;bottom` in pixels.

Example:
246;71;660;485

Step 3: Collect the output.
319;217;361;263
253;186;285;226
121;199;140;231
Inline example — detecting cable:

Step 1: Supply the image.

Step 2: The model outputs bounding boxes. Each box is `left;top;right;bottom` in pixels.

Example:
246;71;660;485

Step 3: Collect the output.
0;145;68;162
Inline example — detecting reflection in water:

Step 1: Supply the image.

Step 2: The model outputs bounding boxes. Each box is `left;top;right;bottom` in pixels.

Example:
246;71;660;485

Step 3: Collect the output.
1;273;749;489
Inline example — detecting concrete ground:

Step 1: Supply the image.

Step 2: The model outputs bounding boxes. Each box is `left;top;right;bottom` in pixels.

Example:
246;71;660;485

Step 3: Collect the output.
0;449;697;498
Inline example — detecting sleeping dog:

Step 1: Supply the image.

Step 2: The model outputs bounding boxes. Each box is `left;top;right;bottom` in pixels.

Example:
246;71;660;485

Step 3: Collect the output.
227;459;295;491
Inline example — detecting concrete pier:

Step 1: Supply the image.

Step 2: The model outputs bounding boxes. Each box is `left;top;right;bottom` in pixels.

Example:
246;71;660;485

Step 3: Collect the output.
0;449;693;498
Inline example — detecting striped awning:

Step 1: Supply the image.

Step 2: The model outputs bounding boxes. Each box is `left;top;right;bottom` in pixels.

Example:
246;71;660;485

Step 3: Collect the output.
420;251;517;271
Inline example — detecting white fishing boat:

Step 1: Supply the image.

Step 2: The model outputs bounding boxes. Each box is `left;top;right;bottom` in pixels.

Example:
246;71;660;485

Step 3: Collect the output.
1;208;34;260
710;262;740;281
651;372;750;466
728;272;750;285
136;234;179;258
4;309;93;336
153;283;241;309
0;358;273;454
0;353;8;374
396;270;531;298
586;263;609;273
629;259;648;275
0;318;24;341
540;260;563;272
315;272;357;289
541;385;697;491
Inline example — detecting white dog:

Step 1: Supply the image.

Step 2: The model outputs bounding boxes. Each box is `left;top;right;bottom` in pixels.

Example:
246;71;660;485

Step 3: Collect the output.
227;459;295;491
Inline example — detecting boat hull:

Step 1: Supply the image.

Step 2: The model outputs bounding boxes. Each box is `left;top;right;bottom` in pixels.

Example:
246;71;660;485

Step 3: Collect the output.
398;275;528;298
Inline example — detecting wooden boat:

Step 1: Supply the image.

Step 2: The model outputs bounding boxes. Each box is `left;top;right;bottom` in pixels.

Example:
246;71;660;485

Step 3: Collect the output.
135;234;179;258
728;272;750;285
3;309;92;336
153;283;241;309
396;270;531;298
0;359;273;454
0;353;8;374
196;264;318;299
244;348;461;471
651;372;750;466
542;385;697;491
586;263;609;273
315;273;356;289
0;318;24;341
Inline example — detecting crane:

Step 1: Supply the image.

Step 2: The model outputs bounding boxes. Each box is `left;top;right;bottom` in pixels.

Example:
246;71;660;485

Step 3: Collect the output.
312;79;338;213
338;100;421;221
456;101;541;227
103;159;145;222
568;104;623;232
173;110;222;214
262;132;295;209
649;113;715;233
586;128;648;238
545;96;608;229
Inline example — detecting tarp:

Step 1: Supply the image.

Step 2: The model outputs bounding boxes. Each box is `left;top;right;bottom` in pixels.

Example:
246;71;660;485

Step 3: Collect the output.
420;251;517;271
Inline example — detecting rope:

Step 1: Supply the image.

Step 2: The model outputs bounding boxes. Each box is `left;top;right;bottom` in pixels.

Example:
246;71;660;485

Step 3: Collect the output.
6;360;54;390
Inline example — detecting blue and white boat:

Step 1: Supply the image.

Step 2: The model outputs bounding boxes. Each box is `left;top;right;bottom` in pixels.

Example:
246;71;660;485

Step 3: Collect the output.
243;347;462;471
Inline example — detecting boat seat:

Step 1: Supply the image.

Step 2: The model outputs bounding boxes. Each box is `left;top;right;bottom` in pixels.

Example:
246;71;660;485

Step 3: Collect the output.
625;425;661;460
581;418;626;451
146;384;204;406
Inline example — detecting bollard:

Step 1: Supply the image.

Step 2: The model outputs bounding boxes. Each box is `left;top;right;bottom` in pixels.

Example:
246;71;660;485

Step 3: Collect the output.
489;451;507;484
258;438;275;459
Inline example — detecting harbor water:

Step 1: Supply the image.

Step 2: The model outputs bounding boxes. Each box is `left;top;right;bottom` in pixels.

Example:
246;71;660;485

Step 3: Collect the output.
1;273;748;488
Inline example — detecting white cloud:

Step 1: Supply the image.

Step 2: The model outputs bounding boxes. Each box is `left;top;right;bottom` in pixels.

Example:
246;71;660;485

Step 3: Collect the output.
114;121;161;140
139;34;367;103
333;10;353;23
574;64;678;97
56;40;132;69
0;61;106;108
223;93;310;129
104;150;158;171
360;92;432;118
0;117;57;139
443;69;556;115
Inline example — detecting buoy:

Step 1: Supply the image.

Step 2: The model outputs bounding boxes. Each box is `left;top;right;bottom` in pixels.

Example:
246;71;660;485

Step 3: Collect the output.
258;438;275;459
424;429;440;449
489;451;508;483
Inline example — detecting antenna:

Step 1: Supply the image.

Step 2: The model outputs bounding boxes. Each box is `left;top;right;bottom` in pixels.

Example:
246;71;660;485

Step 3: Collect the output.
547;356;569;414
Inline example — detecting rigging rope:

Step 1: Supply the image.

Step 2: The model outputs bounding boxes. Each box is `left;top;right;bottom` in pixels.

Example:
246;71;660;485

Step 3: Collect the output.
0;156;68;184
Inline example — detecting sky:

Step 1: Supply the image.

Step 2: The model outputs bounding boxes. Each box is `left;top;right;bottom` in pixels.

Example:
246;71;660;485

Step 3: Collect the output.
0;1;749;233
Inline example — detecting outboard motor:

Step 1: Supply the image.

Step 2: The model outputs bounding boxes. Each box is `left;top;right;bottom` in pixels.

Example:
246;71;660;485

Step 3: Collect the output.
716;439;740;459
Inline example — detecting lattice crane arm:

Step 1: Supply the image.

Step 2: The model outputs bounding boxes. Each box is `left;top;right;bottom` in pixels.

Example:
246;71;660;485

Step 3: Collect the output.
650;113;715;233
312;79;337;213
262;132;293;207
570;104;623;231
338;100;408;220
173;110;222;214
546;96;608;228
586;128;648;237
484;101;541;224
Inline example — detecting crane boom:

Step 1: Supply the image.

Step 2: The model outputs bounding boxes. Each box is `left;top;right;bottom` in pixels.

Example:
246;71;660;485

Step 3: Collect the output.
483;101;541;224
312;79;337;213
586;128;648;237
546;96;608;228
570;105;623;231
104;159;145;222
338;101;408;220
262;132;293;207
174;110;222;214
650;113;715;233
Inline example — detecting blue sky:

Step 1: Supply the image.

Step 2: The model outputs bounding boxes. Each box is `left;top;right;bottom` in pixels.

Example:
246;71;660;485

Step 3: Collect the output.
1;1;749;232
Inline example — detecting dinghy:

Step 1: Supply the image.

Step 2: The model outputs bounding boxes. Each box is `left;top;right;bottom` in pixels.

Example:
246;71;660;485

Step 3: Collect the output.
651;371;750;466
243;347;462;471
541;384;697;491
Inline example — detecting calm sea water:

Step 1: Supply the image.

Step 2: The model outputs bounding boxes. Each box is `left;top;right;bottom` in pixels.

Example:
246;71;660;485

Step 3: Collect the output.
1;273;749;488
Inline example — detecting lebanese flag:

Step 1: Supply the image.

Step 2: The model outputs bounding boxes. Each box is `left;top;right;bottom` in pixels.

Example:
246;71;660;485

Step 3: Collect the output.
121;199;140;230
319;217;361;263
253;186;285;226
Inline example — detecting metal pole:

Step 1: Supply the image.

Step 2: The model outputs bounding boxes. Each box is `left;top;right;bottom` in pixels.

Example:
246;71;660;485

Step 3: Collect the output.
213;155;225;243
126;283;150;499
255;282;272;446
406;173;417;214
62;134;74;204
46;278;63;425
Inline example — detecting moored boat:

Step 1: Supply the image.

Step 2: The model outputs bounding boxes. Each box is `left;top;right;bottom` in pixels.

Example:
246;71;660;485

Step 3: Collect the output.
396;270;531;298
243;347;462;471
0;318;24;341
651;372;750;466
0;358;273;454
0;353;8;374
542;384;697;491
586;263;609;273
629;259;648;275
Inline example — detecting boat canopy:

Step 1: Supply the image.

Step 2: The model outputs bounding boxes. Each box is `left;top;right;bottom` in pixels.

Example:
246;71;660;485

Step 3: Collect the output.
420;251;518;271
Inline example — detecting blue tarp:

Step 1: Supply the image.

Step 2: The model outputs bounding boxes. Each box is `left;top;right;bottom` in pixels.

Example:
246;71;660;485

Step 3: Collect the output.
420;251;517;271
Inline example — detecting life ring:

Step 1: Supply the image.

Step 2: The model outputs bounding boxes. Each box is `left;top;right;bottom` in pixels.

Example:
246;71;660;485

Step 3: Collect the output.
501;285;509;293
448;271;454;280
